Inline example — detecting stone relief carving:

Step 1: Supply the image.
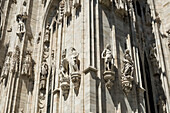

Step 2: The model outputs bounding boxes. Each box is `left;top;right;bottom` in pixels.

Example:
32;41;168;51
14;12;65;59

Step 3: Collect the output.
37;32;41;44
101;44;115;89
149;43;159;74
121;49;134;94
60;49;70;100
1;52;12;80
69;47;81;95
21;51;33;77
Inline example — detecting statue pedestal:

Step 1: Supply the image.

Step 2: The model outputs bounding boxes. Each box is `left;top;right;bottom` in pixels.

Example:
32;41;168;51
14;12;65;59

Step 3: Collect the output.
121;75;134;94
71;72;81;95
103;71;115;89
60;77;70;100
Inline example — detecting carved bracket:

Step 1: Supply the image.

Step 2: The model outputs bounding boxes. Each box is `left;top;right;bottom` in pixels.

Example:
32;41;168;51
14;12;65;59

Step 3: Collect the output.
103;71;115;89
71;72;81;95
60;77;70;100
121;75;134;94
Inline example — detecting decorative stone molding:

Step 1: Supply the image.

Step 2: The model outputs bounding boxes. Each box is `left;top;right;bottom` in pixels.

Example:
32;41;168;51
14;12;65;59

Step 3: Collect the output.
101;44;115;89
149;43;159;74
60;49;70;99
121;49;134;94
21;51;33;78
69;47;81;95
58;0;65;22
0;52;12;80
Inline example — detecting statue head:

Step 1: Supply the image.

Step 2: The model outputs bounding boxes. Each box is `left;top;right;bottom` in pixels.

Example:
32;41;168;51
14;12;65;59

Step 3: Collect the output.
106;44;111;49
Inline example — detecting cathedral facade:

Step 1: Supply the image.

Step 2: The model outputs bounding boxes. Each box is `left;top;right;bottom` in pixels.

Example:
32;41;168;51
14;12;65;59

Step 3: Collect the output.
0;0;170;113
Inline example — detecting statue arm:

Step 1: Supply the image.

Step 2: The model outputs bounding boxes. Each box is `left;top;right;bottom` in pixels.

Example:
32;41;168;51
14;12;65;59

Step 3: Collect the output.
101;49;106;58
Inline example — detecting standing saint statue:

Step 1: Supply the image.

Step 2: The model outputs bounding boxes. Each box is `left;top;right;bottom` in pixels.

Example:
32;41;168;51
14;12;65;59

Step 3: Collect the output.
122;49;134;77
101;44;114;71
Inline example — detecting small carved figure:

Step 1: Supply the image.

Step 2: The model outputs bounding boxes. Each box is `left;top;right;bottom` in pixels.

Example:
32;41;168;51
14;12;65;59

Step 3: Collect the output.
122;49;134;77
12;46;20;72
1;52;12;79
44;23;50;43
60;49;69;78
21;51;32;77
69;47;80;73
16;16;25;36
149;43;157;59
101;44;114;71
40;62;48;90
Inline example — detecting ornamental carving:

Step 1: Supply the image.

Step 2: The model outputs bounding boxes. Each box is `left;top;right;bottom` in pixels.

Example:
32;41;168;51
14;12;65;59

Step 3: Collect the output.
58;0;65;22
121;49;134;94
21;51;33;77
145;3;152;26
73;0;81;8
101;44;115;89
16;14;26;37
40;61;48;90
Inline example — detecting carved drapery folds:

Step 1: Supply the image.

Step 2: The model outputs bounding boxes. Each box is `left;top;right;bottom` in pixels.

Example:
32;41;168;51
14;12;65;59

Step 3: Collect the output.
69;47;81;95
1;52;12;80
149;43;159;74
101;44;115;89
121;49;134;94
21;51;33;78
60;49;70;100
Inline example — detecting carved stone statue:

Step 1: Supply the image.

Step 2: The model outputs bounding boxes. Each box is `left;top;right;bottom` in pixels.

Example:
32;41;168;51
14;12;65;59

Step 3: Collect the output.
1;52;12;79
101;44;114;71
60;49;69;78
16;15;26;37
69;47;80;73
122;49;134;77
21;51;32;77
40;62;48;90
12;46;20;73
44;23;50;43
121;49;134;93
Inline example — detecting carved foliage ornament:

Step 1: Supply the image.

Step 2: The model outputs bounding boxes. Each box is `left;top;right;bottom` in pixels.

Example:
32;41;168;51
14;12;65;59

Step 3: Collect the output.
121;49;134;94
101;44;115;89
